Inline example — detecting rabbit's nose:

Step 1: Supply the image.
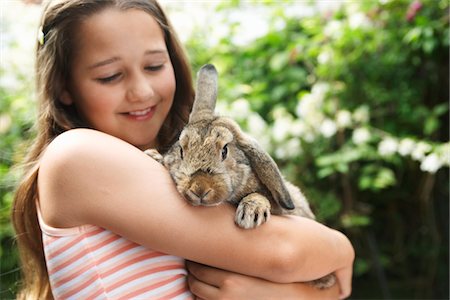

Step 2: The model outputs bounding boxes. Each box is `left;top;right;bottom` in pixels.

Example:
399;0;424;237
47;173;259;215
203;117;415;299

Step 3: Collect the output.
190;187;211;202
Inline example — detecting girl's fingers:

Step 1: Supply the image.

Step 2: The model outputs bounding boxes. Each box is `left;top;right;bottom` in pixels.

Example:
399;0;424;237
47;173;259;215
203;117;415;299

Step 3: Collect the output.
186;261;230;287
187;269;220;299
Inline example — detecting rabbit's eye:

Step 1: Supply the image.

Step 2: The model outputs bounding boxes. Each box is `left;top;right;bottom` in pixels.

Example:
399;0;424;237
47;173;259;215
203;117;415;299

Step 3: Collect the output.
221;144;228;161
180;146;184;159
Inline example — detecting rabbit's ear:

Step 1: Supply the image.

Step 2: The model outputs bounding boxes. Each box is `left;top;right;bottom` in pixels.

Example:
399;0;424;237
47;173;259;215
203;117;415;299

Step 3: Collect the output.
223;120;295;210
190;64;218;123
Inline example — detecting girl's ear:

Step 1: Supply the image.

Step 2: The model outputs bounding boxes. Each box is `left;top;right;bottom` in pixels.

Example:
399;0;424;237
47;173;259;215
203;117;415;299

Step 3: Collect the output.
60;90;73;105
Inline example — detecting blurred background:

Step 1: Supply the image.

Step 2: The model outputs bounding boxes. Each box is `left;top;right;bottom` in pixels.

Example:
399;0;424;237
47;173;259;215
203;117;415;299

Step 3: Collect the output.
1;0;448;299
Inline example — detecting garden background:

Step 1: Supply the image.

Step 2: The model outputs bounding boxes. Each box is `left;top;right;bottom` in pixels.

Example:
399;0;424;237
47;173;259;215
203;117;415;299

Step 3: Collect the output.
1;0;448;299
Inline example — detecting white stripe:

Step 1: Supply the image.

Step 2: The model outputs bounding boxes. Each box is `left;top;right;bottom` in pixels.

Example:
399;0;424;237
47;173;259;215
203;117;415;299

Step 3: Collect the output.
52;266;99;297
102;254;185;283
46;229;110;260
132;275;191;299
43;226;104;253
108;269;187;298
171;290;195;300
50;234;127;278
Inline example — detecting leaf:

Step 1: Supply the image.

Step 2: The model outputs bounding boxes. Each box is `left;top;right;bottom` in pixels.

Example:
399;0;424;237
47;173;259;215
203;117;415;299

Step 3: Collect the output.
341;213;371;228
269;52;289;72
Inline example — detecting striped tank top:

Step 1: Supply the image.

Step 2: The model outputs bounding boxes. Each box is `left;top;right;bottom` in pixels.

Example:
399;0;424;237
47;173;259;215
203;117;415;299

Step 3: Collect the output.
37;205;193;299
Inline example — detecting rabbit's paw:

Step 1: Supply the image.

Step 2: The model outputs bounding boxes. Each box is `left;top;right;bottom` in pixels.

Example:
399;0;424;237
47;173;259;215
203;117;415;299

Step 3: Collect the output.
310;274;336;289
235;193;271;229
144;149;164;164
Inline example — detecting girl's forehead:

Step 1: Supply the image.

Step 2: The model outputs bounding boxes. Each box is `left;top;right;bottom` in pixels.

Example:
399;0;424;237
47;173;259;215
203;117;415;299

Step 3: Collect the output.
73;8;166;64
79;8;158;36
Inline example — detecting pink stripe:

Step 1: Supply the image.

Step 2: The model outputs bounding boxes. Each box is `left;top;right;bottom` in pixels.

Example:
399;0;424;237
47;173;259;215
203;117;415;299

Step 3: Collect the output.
101;251;164;278
48;230;121;274
43;226;188;299
48;242;91;274
47;227;104;260
59;271;102;299
105;264;183;291
156;283;192;300
87;260;182;299
119;274;185;300
83;264;184;299
52;239;137;287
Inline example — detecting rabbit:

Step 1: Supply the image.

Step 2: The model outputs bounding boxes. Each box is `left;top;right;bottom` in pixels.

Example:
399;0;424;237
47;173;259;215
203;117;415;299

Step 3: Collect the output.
145;64;335;289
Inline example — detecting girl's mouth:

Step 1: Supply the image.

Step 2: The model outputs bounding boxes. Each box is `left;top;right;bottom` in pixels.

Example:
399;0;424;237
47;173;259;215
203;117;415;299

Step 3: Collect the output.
123;106;155;121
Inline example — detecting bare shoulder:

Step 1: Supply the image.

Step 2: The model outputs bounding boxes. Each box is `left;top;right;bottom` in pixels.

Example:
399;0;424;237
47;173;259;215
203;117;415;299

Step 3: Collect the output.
42;128;139;160
38;129;163;228
40;128;147;182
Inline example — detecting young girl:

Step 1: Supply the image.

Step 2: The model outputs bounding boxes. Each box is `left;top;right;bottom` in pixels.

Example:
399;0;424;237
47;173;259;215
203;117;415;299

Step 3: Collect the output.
12;0;354;299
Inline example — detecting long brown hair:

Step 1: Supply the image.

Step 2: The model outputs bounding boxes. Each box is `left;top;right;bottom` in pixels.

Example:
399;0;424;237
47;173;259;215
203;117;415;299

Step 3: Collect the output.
11;1;194;298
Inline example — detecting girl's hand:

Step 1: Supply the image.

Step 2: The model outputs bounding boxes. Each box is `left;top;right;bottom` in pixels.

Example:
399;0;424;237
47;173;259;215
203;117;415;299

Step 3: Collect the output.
186;261;341;300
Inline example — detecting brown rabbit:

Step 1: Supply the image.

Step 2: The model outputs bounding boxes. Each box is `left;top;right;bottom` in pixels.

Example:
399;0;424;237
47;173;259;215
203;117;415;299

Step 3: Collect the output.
146;64;335;289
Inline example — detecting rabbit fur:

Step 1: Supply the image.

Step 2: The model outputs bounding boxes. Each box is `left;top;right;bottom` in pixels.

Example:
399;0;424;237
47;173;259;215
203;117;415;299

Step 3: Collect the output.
145;64;335;289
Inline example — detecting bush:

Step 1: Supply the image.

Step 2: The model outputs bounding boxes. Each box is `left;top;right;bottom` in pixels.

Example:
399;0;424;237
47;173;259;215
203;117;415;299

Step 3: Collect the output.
185;0;449;298
1;1;448;298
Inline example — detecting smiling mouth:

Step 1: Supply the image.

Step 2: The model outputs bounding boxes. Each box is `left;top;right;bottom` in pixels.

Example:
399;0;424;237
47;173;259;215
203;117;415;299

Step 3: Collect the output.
128;107;152;116
122;106;155;120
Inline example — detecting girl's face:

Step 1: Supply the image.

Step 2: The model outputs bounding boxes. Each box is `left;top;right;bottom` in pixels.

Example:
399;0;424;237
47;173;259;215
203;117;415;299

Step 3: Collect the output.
62;8;176;150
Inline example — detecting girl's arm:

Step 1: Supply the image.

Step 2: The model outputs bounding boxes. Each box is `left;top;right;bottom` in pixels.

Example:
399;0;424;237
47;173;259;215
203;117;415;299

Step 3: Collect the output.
186;261;341;300
38;128;354;295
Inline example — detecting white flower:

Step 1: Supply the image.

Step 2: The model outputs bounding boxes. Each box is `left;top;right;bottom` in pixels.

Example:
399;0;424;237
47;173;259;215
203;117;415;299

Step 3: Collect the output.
348;12;371;29
290;120;306;137
398;138;416;156
336;110;352;128
247;113;267;137
352;128;371;145
378;137;398;156
216;101;229;115
324;20;343;39
303;131;317;143
318;50;332;65
275;147;287;160
420;153;442;173
230;98;250;120
353;106;370;123
275;138;301;160
296;92;323;120
272;117;292;142
0;114;12;134
411;142;432;161
438;143;450;166
320;119;337;138
311;82;330;98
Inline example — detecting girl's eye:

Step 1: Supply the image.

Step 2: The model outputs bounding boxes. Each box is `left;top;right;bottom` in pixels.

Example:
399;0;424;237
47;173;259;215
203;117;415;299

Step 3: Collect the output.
96;73;120;83
145;64;164;72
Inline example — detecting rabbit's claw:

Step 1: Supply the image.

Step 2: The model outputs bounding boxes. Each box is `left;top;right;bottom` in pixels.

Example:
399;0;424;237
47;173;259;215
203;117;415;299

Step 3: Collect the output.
144;149;164;164
235;193;271;229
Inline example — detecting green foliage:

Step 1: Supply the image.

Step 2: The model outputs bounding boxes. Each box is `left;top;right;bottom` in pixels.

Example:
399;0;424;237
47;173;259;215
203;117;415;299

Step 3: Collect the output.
1;0;448;298
1;5;39;296
186;0;449;298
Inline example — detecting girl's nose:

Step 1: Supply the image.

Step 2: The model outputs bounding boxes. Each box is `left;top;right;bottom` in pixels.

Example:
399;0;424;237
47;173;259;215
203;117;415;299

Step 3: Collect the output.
126;74;154;102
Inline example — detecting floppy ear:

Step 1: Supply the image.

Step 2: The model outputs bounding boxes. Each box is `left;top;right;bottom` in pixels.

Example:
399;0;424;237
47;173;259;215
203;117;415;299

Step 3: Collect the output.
189;64;218;123
221;119;295;210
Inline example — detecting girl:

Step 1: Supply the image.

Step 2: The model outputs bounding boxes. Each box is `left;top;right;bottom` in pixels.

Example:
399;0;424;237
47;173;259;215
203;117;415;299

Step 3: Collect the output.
12;0;354;299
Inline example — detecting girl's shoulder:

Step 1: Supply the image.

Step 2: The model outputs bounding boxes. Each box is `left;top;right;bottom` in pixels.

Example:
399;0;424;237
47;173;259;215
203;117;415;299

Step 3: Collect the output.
45;128;135;156
41;128;147;171
37;129;157;228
